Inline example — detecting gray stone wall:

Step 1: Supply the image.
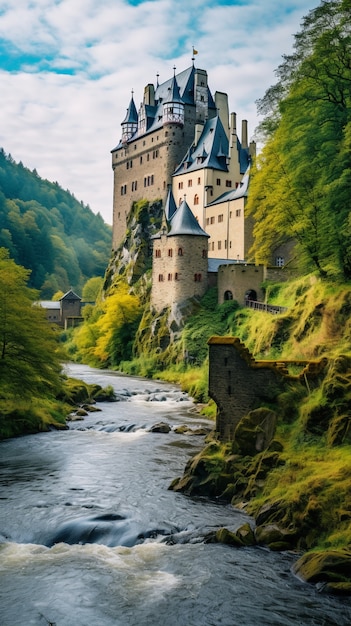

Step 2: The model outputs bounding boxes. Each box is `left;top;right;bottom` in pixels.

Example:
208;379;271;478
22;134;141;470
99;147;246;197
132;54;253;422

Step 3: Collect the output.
208;337;289;441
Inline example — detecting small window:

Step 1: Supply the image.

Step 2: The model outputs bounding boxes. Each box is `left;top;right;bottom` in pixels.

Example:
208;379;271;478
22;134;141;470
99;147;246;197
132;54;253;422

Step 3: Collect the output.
174;272;178;281
194;273;202;282
188;179;192;187
202;249;207;258
168;249;173;257
178;247;183;256
216;178;221;186
197;177;201;184
178;182;183;190
158;274;164;282
168;273;172;281
210;216;215;224
218;241;222;250
218;214;223;223
155;249;161;258
194;194;199;205
236;209;241;217
276;256;285;267
206;217;209;225
226;180;232;188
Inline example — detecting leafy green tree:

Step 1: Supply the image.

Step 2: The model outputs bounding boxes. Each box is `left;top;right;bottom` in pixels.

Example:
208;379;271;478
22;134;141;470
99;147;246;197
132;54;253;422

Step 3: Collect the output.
0;149;112;296
82;276;104;302
248;0;351;278
0;248;64;400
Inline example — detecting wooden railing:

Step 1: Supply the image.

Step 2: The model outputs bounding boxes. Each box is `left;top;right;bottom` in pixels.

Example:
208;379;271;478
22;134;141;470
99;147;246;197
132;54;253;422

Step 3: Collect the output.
245;300;288;315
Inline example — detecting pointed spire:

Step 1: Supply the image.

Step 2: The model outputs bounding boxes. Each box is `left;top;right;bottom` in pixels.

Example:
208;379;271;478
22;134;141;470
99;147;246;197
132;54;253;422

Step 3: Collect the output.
168;198;209;237
122;91;138;124
164;187;177;222
165;68;182;103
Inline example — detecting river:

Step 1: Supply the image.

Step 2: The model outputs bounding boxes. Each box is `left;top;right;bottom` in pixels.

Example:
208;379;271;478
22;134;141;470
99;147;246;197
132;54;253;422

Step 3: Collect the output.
1;363;350;626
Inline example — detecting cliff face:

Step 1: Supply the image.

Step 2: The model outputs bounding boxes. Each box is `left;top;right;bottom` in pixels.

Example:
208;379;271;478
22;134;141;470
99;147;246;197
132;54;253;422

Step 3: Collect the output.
103;199;163;294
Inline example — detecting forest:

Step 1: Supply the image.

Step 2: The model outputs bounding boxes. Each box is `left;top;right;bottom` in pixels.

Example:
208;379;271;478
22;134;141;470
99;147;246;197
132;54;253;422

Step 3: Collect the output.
0;149;112;297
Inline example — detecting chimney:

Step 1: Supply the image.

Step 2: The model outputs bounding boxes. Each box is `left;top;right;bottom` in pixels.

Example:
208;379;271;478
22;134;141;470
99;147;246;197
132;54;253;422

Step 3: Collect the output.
241;120;248;149
144;83;155;107
230;112;237;147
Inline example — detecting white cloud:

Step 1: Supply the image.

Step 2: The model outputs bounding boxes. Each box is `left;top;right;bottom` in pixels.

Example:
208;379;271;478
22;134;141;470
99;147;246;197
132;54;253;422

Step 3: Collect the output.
0;0;317;225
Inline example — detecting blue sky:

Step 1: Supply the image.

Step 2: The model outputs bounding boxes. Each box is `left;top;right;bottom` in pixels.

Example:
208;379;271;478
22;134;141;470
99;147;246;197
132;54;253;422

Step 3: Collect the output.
0;0;318;225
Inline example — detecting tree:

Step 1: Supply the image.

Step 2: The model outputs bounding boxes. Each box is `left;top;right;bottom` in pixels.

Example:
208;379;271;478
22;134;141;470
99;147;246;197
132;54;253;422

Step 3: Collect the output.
82;276;104;302
93;284;142;365
248;0;351;278
0;248;64;399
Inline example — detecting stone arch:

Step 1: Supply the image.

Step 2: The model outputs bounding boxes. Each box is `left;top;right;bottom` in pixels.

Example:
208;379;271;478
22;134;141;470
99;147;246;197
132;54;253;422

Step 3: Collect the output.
224;290;233;301
245;289;257;301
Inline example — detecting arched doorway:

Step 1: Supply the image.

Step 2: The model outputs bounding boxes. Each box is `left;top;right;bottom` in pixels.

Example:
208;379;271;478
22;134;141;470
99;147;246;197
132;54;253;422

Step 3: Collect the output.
245;289;257;302
224;290;233;300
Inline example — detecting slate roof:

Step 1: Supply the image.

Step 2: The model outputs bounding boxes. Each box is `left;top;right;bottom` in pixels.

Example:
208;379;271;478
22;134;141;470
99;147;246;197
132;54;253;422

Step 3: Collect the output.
207;258;244;273
60;289;81;301
206;166;251;206
164;187;178;222
113;65;216;148
174;115;229;175
37;301;61;310
122;94;138;124
174;118;251;177
168;198;209;237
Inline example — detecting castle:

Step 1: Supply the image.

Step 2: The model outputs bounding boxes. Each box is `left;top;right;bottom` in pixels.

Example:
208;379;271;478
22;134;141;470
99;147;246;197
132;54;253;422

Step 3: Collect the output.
111;61;260;311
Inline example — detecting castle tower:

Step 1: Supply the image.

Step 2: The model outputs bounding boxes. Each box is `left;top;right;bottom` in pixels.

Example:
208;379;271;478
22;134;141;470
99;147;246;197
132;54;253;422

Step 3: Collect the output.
111;65;217;250
151;195;210;312
162;71;184;125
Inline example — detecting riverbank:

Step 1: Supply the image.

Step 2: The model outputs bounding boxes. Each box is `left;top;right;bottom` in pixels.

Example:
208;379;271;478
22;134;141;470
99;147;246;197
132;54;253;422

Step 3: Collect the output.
0;375;116;440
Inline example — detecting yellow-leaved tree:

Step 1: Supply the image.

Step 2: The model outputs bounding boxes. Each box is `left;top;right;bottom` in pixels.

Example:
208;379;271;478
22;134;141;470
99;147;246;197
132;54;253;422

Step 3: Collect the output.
92;284;142;367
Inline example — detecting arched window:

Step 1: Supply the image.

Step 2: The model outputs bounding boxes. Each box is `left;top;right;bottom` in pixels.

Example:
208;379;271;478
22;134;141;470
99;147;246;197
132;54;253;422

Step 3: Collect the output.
194;194;199;205
168;273;172;281
224;290;233;300
174;272;178;281
194;273;202;282
178;247;183;256
168;249;173;257
158;274;164;282
155;249;161;258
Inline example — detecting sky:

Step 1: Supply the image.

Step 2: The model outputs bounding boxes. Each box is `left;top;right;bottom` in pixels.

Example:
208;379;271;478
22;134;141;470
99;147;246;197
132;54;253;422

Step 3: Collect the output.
0;0;318;226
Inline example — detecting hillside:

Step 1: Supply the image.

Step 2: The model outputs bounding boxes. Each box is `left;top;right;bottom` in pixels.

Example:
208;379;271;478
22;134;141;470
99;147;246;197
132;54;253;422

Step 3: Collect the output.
0;149;112;297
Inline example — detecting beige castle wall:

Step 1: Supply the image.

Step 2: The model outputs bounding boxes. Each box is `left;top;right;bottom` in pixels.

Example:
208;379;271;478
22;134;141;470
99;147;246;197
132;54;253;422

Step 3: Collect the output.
217;264;265;305
205;196;247;260
151;234;209;311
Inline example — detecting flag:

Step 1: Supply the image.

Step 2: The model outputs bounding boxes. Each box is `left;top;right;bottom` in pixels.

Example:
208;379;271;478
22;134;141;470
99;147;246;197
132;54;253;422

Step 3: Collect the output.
192;47;198;55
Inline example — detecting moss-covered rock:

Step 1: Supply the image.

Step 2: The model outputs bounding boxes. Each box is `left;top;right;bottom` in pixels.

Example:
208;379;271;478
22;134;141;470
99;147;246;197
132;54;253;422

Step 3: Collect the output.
293;549;351;594
215;523;256;547
233;408;277;456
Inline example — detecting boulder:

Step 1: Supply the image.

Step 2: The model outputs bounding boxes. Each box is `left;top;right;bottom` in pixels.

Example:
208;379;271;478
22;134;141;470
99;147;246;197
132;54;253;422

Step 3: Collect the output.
149;422;171;433
293;548;351;590
234;408;277;456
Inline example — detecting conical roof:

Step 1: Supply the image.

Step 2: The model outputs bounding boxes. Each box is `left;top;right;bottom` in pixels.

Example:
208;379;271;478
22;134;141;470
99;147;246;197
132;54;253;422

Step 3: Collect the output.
122;94;138;125
168;198;209;237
